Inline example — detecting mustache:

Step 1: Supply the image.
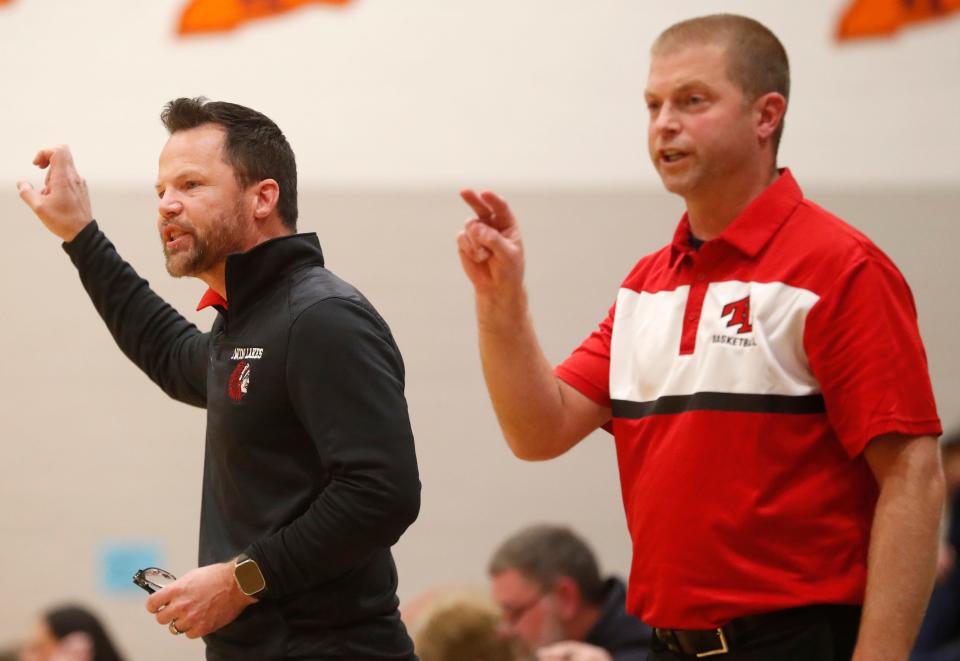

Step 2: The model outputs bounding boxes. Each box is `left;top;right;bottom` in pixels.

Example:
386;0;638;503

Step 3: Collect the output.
160;219;197;234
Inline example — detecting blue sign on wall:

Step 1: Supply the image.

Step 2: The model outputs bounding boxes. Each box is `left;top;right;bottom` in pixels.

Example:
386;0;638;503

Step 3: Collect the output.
99;542;163;595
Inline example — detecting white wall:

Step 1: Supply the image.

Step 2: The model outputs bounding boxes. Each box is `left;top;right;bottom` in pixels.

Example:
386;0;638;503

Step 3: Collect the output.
1;0;958;188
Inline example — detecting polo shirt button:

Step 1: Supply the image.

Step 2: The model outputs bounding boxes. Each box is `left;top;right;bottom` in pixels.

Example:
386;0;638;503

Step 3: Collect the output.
696;274;706;281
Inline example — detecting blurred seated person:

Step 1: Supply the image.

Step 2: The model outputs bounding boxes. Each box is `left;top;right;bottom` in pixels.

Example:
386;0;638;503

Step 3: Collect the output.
489;524;651;661
412;588;517;661
19;605;125;661
913;430;960;661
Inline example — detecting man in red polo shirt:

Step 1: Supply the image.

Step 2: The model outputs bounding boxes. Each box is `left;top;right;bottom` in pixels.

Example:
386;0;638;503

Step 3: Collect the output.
456;14;943;661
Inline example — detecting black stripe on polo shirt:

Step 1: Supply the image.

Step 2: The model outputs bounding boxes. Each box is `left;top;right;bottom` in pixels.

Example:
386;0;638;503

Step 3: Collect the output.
611;392;826;419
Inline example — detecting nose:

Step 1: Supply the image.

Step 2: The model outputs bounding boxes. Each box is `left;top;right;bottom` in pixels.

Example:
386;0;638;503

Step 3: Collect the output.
651;102;680;137
158;190;183;220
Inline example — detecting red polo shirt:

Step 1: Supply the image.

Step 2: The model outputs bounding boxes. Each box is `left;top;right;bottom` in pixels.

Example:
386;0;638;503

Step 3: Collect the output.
555;170;941;629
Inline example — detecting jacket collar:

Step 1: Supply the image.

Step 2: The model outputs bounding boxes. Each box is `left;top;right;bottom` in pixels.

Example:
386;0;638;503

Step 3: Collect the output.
196;233;325;313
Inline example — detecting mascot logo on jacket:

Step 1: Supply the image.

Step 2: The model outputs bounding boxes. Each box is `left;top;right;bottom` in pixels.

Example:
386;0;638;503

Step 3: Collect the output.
229;360;251;401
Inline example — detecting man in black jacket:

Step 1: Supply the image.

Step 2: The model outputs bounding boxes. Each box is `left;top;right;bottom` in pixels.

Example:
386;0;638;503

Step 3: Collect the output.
489;525;651;661
17;98;421;660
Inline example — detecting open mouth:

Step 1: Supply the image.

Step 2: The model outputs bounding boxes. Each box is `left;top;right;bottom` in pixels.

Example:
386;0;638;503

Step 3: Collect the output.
162;225;192;251
660;149;689;165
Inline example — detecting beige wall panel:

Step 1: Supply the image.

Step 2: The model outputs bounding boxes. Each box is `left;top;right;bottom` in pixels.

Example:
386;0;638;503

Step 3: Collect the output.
0;185;956;659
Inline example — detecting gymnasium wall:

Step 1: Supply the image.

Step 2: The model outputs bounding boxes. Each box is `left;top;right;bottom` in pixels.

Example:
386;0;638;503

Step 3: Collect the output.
0;1;957;659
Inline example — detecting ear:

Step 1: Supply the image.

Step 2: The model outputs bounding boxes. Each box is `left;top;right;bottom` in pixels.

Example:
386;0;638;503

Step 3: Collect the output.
251;179;280;221
551;576;583;621
754;92;787;144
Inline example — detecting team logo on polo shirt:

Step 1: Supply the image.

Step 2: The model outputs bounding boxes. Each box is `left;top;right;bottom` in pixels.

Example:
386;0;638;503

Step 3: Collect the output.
721;296;753;334
712;295;757;348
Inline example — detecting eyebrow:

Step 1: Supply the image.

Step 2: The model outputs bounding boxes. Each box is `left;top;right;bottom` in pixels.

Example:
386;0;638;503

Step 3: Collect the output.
155;169;205;192
645;80;711;99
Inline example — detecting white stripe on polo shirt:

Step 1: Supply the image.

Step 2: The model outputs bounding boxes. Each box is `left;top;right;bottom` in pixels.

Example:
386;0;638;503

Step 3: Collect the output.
609;281;821;414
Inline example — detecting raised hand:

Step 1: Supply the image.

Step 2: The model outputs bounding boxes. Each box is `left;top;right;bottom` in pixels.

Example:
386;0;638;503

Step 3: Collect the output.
455;188;609;459
456;189;525;299
17;145;93;242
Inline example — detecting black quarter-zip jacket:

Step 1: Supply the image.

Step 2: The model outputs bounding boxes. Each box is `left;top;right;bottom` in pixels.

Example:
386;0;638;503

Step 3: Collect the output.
64;223;420;660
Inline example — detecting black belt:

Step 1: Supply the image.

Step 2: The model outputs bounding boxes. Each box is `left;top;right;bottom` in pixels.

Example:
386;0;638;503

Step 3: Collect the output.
653;604;858;658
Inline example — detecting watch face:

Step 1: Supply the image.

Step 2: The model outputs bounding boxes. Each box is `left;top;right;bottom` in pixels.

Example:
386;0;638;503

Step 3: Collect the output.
236;559;266;595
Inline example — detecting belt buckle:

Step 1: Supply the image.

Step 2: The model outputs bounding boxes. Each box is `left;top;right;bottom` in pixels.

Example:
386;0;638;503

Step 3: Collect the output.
695;628;729;657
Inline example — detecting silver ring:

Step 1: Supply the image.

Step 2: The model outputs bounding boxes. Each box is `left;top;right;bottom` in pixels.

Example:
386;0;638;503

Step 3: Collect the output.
169;620;184;636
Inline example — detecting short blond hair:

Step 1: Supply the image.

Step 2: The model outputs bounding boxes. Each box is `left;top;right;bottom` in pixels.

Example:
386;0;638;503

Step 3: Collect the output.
653;14;790;152
413;590;516;661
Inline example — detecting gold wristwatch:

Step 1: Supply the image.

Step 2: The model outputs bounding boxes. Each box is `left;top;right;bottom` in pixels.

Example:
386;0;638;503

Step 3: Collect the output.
234;553;267;597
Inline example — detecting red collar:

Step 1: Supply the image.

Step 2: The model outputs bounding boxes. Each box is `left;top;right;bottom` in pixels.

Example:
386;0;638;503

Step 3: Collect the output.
670;168;804;264
196;288;228;311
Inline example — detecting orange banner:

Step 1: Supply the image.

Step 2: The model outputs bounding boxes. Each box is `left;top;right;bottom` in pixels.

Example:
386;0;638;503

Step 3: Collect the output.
838;0;960;39
178;0;352;36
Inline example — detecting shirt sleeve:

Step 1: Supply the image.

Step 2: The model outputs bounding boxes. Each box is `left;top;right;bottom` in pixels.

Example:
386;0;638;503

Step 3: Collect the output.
62;221;209;407
804;251;941;457
246;297;420;597
554;302;616;407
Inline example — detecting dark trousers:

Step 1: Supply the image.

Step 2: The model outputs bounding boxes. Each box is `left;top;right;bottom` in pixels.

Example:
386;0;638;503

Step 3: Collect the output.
912;571;960;661
647;606;861;661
